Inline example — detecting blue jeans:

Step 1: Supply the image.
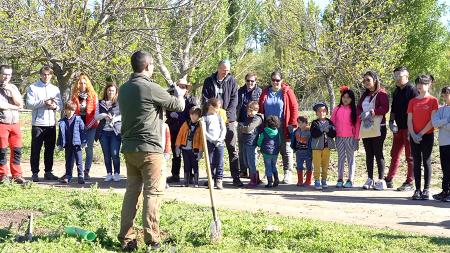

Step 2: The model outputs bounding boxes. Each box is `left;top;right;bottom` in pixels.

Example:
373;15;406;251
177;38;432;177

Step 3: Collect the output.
84;128;96;173
182;149;198;174
242;144;257;173
296;149;312;172
99;130;121;174
65;145;83;179
207;141;224;179
263;154;278;177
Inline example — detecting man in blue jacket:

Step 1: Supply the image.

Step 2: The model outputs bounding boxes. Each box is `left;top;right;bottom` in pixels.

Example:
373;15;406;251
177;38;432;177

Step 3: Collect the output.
202;60;243;187
237;72;262;178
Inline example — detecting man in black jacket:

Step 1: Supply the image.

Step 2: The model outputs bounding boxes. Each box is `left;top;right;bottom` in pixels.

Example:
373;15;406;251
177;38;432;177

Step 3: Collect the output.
237;72;262;177
202;60;243;187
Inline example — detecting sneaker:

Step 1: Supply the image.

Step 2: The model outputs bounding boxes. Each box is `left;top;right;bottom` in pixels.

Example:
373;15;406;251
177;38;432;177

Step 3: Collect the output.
281;170;292;184
78;177;85;184
397;182;414;192
232;178;244;187
166;175;180;183
12;176;28;185
362;178;374;190
113;173;121;182
336;180;344;188
31;173;39;182
421;189;430;200
0;175;10;184
314;180;322;190
443;194;450;202
412;189;422;200
385;178;394;189
44;172;59;180
104;173;113;182
121;239;138;252
84;171;90;181
59;175;70;184
374;180;387;190
433;191;449;201
343;180;353;188
321;179;328;189
216;179;223;190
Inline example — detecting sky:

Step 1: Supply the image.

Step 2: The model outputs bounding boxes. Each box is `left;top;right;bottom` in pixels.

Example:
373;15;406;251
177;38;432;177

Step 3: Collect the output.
312;0;450;27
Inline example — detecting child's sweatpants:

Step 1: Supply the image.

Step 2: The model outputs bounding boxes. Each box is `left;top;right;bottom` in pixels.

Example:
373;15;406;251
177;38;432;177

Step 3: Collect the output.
182;149;199;174
65;145;83;179
336;137;355;181
295;149;312;171
242;144;257;173
312;148;330;180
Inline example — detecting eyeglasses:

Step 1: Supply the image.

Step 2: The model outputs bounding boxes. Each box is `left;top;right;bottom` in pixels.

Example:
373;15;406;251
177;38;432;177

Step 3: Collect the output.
246;80;256;83
272;79;281;82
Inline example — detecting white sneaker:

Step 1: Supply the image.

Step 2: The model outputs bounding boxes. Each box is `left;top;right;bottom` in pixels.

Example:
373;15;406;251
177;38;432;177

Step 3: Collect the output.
104;173;113;182
362;178;374;190
374;179;386;190
113;173;121;182
282;170;292;184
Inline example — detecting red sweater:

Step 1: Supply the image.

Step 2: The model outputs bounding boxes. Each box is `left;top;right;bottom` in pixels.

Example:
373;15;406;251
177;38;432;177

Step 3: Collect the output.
258;82;299;139
72;94;99;129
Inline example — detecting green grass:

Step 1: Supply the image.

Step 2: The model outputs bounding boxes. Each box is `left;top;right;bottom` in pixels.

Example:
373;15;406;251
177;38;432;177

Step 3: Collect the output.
0;184;449;252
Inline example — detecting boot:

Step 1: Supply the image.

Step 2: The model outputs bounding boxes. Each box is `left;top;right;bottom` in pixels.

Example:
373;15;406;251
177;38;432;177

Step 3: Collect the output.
304;171;312;186
193;173;199;188
256;171;263;185
297;170;304;186
273;172;279;187
184;172;190;187
265;176;273;188
246;173;257;188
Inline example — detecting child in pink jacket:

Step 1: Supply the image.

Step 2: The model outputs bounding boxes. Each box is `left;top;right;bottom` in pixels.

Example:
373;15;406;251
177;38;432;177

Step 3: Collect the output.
331;87;359;188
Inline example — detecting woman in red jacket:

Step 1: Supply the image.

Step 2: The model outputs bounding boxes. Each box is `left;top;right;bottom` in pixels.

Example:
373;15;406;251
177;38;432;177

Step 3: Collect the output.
71;74;98;180
357;71;389;190
258;71;299;184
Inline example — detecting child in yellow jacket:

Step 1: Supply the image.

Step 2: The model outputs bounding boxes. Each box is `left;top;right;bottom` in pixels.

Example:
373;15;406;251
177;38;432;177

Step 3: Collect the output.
175;107;203;187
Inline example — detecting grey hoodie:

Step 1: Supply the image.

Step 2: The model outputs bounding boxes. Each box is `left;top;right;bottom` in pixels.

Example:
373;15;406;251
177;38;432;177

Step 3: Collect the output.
26;80;62;127
432;105;450;146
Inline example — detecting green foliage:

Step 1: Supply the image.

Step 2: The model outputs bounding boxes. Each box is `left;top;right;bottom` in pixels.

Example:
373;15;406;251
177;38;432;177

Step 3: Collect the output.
0;185;449;252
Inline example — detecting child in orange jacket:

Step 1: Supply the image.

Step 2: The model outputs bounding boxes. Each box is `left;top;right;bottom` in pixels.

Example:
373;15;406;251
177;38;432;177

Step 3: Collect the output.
175;107;203;187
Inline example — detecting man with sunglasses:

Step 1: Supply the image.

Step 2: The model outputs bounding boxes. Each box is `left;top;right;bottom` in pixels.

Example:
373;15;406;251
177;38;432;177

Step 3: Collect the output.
237;73;262;178
202;60;243;187
385;66;418;191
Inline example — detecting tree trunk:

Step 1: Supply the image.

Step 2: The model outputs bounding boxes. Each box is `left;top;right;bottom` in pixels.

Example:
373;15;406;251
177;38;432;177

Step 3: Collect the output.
325;75;335;112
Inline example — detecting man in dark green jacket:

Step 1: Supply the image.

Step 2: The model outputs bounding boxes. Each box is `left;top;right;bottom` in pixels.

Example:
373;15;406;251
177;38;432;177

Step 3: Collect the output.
117;50;186;252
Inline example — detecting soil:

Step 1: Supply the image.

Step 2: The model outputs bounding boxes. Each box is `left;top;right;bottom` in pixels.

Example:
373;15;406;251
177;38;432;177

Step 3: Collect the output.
17;161;450;238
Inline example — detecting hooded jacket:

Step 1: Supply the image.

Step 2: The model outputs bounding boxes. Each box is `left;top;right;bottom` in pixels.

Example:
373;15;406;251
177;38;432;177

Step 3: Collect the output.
237;84;262;122
257;127;280;156
238;113;264;146
201;72;238;122
310;118;337;150
26;80;62;127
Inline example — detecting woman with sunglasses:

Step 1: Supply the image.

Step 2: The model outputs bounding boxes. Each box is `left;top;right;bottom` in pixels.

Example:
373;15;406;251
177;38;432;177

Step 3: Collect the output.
258;71;299;184
356;71;389;190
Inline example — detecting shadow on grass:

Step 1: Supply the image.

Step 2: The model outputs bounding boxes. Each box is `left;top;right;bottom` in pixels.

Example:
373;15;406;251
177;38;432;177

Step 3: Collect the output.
398;220;450;231
0;228;13;242
373;231;450;246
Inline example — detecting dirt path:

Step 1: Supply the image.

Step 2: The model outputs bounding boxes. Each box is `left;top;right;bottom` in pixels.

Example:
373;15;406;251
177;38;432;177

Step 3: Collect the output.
19;161;450;238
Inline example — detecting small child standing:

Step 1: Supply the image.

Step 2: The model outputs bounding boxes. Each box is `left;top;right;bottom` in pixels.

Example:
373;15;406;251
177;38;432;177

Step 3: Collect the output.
311;102;336;190
432;86;450;202
407;75;439;200
238;101;264;188
257;115;281;188
290;116;313;186
331;87;359;188
57;101;86;184
204;98;226;190
175;107;203;187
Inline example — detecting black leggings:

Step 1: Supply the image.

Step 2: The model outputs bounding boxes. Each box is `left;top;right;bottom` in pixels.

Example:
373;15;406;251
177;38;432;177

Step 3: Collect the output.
410;133;434;190
363;126;387;180
440;145;450;191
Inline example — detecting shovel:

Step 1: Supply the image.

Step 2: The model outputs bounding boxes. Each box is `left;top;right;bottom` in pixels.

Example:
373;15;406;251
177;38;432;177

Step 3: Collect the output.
199;118;222;243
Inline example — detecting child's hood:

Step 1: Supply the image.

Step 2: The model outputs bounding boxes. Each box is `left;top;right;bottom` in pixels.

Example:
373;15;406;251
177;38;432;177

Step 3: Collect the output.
264;127;278;137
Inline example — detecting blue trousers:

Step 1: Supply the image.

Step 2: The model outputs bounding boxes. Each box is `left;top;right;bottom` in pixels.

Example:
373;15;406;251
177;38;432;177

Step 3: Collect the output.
99;130;121;174
207;141;224;179
295;149;312;172
84;128;96;172
263;154;278;177
242;144;257;173
65;145;83;179
182;149;199;174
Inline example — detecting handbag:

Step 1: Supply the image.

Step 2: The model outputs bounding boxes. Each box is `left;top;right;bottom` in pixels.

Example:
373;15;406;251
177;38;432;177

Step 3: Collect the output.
359;93;382;139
